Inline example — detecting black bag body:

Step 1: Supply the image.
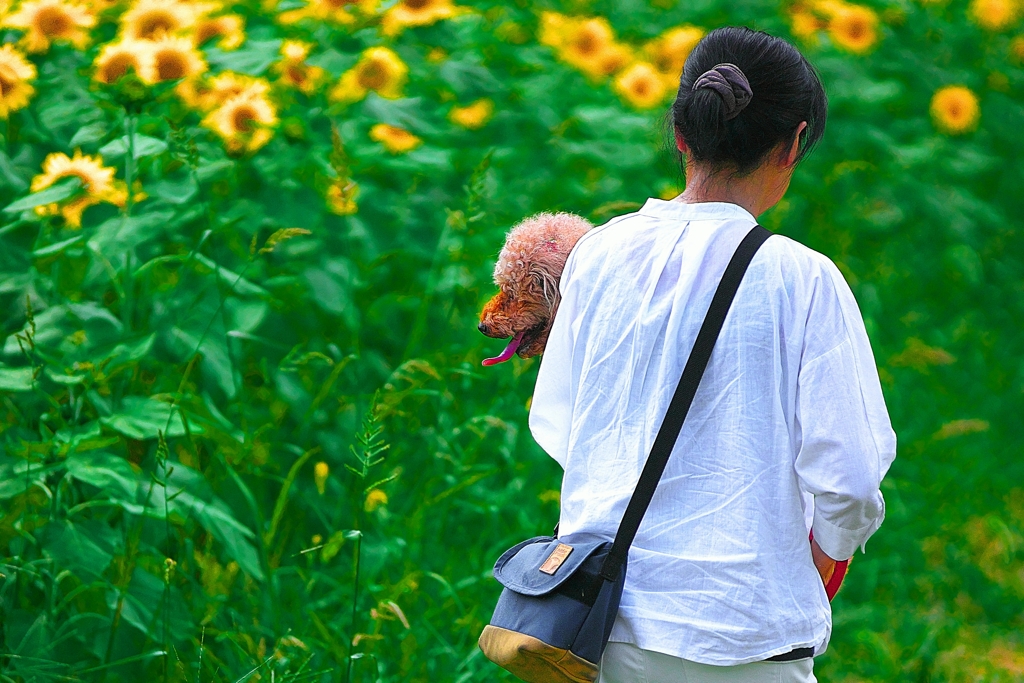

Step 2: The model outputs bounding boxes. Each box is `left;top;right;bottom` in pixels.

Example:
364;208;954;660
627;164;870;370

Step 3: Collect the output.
479;225;773;683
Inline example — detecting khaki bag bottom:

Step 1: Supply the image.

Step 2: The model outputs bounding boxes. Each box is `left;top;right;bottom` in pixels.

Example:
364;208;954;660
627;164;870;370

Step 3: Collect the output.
478;625;599;683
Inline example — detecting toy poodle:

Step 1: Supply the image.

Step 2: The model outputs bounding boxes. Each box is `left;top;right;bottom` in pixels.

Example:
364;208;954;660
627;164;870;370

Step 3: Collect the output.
477;212;593;366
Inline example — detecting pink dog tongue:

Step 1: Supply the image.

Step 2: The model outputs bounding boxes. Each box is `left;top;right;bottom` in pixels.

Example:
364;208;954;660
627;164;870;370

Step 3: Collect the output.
482;331;525;366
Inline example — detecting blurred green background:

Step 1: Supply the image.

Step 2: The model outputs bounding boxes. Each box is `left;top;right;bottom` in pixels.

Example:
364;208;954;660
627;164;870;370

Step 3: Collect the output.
0;0;1022;680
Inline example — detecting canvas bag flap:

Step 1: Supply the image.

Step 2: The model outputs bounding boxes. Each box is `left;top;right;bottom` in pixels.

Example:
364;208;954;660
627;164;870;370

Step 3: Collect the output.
493;534;612;596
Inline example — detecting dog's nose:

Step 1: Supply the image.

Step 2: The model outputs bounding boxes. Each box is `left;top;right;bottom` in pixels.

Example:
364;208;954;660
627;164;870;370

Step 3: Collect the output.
478;322;490;335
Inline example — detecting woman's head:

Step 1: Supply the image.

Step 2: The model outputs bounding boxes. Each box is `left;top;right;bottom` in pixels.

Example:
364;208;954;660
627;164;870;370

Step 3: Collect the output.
671;27;827;175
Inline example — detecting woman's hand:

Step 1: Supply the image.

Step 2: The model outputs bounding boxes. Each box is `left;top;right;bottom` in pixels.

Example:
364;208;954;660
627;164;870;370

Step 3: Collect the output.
811;537;837;586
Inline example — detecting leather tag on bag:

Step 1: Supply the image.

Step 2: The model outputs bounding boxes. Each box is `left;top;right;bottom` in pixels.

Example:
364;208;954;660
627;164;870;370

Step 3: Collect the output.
539;543;574;575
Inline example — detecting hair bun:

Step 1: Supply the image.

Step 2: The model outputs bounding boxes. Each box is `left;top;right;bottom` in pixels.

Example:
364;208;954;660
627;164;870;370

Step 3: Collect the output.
691;63;753;120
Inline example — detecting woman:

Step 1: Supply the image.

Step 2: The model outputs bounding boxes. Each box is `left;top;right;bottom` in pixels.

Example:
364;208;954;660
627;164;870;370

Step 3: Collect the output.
528;27;897;683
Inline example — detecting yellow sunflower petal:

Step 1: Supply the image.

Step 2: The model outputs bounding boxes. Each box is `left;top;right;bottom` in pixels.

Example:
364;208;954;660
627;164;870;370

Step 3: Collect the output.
0;44;37;117
449;98;493;130
119;0;196;41
369;123;420;154
29;150;120;228
380;0;467;37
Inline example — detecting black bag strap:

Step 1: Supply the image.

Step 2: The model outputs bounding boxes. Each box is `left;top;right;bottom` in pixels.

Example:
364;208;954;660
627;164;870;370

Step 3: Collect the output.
599;224;772;581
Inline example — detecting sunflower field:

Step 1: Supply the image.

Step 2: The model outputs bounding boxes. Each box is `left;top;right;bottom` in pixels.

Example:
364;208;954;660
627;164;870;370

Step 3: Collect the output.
0;0;1023;678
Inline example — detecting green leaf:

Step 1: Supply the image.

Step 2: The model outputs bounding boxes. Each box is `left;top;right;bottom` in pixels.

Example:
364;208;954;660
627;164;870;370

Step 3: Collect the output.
88;211;176;256
3;177;82;213
305;48;359;76
193;253;268;297
41;519;117;580
98;134;168;159
205;40;281;75
69;121;108;147
0;365;34;391
168;326;238;398
100;396;203;440
32;235;84;257
65;451;140;502
0;459;60;499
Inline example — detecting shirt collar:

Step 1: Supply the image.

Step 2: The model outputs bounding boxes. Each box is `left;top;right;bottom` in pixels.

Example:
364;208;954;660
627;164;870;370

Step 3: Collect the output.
638;198;757;224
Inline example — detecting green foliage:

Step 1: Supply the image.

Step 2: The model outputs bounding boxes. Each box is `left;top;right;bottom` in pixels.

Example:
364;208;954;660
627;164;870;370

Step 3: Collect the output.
0;0;1023;681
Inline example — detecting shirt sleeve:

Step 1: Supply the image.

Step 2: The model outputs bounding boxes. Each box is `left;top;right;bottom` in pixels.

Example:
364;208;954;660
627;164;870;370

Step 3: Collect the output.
793;258;897;561
528;248;580;469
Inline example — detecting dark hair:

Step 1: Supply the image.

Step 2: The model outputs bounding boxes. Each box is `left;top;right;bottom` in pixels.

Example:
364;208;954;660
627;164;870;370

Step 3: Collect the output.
672;26;827;175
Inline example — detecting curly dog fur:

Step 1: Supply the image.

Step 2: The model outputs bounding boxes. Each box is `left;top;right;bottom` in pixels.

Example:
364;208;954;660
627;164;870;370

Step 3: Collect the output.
478;212;592;363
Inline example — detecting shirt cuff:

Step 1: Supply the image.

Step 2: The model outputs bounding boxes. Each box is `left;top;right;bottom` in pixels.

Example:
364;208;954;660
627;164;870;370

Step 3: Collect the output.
811;500;885;561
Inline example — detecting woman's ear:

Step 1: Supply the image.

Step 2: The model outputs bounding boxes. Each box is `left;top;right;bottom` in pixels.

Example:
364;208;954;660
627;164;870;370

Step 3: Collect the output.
674;130;690;155
784;121;809;167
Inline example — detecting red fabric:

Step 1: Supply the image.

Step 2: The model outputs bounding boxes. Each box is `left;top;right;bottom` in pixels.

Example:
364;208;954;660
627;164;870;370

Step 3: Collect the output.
825;559;849;601
808;530;848;602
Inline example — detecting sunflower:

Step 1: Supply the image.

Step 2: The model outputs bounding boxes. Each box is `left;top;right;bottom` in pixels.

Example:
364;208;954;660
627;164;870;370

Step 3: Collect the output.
1012;36;1024;63
449;98;493;129
149;35;206;82
557;17;619;78
970;0;1017;30
30;150;122;228
325;178;358;215
369;123;420;154
645;25;704;82
93;39;156;84
0;45;37;118
613;61;670;109
202;88;277;153
278;0;375;26
538;11;570;48
329;46;407;104
790;9;825;41
4;0;97;53
272;40;325;94
828;4;879;53
594;43;634;77
194;13;244;49
931;85;980;134
380;0;467;37
119;0;195;40
177;71;268;110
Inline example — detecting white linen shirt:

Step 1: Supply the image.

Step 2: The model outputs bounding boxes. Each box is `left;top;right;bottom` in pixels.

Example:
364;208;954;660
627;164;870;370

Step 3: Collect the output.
529;198;897;666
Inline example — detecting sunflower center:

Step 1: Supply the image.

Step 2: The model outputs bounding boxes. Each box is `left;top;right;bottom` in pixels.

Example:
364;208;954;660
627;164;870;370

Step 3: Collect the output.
948;103;963;119
100;53;137;83
138;11;177;39
632;79;650;96
573;30;599;56
405;0;431;9
846;19;866;39
196;20;222;44
287;65;305;83
357;61;387;90
324;0;355;8
0;67;17;96
36;6;73;37
156;51;188;80
232;104;257;133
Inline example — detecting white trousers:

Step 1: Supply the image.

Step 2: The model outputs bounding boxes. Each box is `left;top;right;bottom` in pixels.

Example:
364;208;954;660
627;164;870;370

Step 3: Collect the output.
597;642;817;683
